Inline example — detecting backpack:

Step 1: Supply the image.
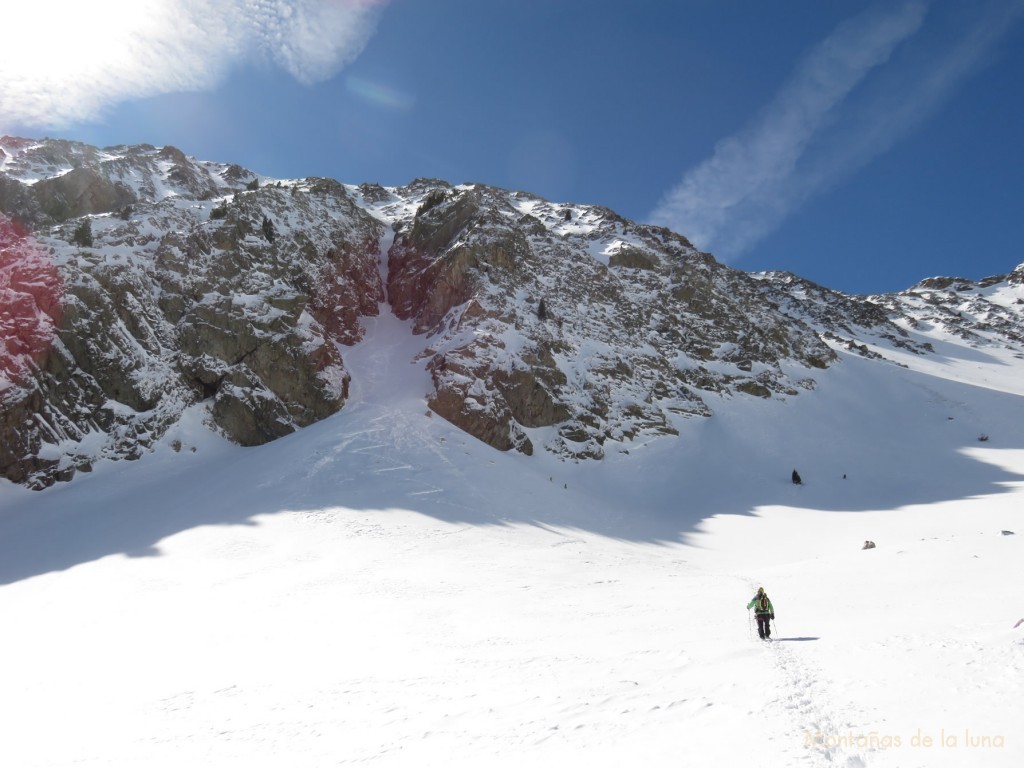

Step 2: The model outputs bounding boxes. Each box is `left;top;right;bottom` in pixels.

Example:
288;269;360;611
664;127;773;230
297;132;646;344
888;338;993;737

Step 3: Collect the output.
759;595;769;612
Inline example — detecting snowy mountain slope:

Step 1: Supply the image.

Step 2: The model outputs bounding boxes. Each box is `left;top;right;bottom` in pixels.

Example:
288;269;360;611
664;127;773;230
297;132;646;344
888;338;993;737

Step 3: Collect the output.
4;137;1023;491
758;266;1024;384
0;295;1022;768
1;137;1024;766
2;137;843;488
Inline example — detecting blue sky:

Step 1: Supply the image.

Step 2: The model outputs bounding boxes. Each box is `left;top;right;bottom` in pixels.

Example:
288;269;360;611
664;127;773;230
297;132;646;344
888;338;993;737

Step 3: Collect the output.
2;0;1022;295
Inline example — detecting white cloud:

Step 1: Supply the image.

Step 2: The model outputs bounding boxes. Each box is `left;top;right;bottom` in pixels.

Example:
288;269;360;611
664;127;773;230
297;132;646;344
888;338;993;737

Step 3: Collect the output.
649;0;1024;261
0;0;388;129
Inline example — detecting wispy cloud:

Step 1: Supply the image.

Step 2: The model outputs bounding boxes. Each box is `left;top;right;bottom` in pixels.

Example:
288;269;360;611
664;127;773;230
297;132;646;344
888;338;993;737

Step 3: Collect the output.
0;0;388;129
649;0;1024;261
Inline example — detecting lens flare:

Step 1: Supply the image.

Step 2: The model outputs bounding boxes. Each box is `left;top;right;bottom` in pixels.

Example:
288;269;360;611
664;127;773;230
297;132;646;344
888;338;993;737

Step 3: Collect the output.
0;216;63;393
345;74;415;111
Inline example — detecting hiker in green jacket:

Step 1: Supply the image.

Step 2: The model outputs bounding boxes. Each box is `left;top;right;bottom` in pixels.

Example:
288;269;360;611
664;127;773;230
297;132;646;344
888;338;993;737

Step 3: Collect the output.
747;587;775;640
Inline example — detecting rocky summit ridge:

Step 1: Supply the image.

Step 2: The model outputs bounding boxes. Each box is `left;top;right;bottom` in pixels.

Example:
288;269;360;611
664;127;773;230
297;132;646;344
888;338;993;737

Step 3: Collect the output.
2;137;1022;489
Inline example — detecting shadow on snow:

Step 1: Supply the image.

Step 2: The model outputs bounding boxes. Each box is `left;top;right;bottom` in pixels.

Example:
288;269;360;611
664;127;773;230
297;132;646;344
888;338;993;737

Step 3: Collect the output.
1;353;1023;585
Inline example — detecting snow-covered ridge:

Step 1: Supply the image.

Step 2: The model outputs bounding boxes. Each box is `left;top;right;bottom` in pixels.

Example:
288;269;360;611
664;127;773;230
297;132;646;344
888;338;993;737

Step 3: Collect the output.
754;269;1024;395
0;136;260;202
2;137;1023;489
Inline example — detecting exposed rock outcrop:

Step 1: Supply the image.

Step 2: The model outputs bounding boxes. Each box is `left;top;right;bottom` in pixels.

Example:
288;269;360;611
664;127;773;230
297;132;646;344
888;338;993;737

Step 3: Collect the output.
1;140;383;487
381;182;836;459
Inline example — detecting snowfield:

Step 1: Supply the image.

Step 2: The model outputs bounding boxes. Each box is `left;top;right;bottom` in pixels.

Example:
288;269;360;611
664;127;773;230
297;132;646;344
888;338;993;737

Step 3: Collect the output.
1;303;1022;768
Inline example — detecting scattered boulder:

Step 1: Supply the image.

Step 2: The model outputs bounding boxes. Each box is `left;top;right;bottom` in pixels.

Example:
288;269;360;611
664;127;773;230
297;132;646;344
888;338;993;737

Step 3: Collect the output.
862;540;877;550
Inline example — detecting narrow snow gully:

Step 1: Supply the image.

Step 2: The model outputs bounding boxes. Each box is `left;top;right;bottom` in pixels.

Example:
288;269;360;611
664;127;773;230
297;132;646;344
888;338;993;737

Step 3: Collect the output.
340;192;430;415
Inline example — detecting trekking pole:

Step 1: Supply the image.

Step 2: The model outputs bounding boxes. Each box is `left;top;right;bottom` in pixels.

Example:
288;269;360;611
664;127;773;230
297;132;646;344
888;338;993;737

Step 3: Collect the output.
772;618;778;639
748;610;753;640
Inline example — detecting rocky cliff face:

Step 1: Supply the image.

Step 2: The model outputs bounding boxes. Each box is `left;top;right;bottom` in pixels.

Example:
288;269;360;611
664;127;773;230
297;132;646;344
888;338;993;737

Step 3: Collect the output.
376;181;834;459
2;137;1022;488
1;139;382;486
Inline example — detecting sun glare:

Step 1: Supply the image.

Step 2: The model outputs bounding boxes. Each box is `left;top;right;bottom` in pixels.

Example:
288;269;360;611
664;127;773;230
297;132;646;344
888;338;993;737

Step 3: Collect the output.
0;1;225;126
3;3;156;78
